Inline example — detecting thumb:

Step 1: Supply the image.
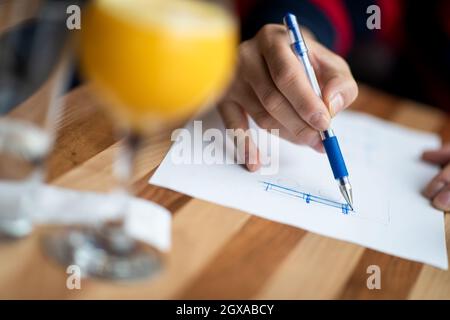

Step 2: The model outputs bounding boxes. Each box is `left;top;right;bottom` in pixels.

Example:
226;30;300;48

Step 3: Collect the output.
309;42;358;116
321;74;358;117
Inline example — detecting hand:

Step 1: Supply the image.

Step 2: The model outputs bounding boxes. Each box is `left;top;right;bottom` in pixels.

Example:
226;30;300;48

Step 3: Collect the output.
218;24;358;171
422;144;450;211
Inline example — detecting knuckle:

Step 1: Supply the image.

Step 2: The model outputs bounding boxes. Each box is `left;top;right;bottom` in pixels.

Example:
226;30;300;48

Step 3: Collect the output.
272;61;298;88
265;46;298;87
258;24;275;41
226;118;246;130
218;103;245;130
254;112;275;129
239;40;253;58
238;44;252;73
293;132;314;146
292;124;307;139
260;87;283;113
258;24;286;50
298;96;319;115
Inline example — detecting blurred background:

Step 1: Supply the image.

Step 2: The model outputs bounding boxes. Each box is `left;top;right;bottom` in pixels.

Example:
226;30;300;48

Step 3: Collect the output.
238;0;450;113
3;0;448;114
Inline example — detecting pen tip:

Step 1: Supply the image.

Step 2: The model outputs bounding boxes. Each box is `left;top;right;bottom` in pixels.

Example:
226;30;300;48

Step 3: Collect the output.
340;185;353;211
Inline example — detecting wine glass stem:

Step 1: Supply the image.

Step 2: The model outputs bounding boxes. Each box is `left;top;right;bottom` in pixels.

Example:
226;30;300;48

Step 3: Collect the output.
98;132;142;250
116;132;141;194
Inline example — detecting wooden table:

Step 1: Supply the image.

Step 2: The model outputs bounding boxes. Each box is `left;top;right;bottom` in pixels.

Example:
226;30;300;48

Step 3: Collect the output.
0;82;449;300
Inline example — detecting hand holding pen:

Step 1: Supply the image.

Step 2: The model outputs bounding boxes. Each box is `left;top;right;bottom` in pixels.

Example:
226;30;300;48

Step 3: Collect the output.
217;19;357;183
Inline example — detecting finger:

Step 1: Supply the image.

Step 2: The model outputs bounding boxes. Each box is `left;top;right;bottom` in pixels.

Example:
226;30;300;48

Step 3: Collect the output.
310;42;358;116
422;145;450;165
432;183;450;212
257;25;331;131
232;81;324;152
217;100;260;172
422;164;450;199
239;42;308;138
321;75;358;117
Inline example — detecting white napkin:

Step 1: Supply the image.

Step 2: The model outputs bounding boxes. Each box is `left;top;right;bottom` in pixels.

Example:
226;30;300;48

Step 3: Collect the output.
0;180;171;251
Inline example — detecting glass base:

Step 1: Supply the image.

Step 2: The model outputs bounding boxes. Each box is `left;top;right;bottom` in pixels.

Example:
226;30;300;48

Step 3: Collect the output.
43;227;162;281
0;218;33;240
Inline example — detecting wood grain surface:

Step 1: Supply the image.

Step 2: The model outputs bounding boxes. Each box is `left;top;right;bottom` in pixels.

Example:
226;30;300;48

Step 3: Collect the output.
0;81;449;300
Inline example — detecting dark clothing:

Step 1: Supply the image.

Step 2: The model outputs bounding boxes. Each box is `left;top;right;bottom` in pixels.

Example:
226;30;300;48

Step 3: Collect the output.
237;0;450;112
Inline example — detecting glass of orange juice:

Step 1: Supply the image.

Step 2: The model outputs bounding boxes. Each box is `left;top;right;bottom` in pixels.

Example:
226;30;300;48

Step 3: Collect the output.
44;0;237;280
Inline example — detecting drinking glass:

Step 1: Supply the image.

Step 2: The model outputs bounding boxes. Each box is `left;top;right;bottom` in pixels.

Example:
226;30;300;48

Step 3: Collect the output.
43;0;238;280
0;0;73;239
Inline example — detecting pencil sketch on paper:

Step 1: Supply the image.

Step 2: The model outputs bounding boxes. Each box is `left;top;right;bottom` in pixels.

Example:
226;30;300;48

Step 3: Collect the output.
260;181;353;214
260;179;391;226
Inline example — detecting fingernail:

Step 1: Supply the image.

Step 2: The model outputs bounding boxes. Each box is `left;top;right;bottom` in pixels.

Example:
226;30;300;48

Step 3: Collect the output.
246;162;260;172
433;190;450;210
329;93;344;117
245;147;260;171
423;181;446;198
310;112;330;131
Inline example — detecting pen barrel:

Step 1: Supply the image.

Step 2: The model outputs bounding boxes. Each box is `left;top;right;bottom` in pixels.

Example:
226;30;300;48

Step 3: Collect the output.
322;135;349;179
284;13;350;182
296;52;322;98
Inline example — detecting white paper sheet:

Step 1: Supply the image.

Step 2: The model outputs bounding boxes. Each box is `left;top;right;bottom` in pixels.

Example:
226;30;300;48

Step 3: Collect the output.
150;110;448;269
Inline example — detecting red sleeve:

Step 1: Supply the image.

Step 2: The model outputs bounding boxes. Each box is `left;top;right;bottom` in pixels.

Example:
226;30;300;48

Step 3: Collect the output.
309;0;353;56
376;0;404;49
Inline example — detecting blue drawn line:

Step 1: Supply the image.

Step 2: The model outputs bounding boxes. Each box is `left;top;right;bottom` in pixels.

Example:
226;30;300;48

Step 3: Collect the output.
260;181;353;214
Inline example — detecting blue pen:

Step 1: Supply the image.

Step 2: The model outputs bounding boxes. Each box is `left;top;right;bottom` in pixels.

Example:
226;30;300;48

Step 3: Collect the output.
283;13;353;210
